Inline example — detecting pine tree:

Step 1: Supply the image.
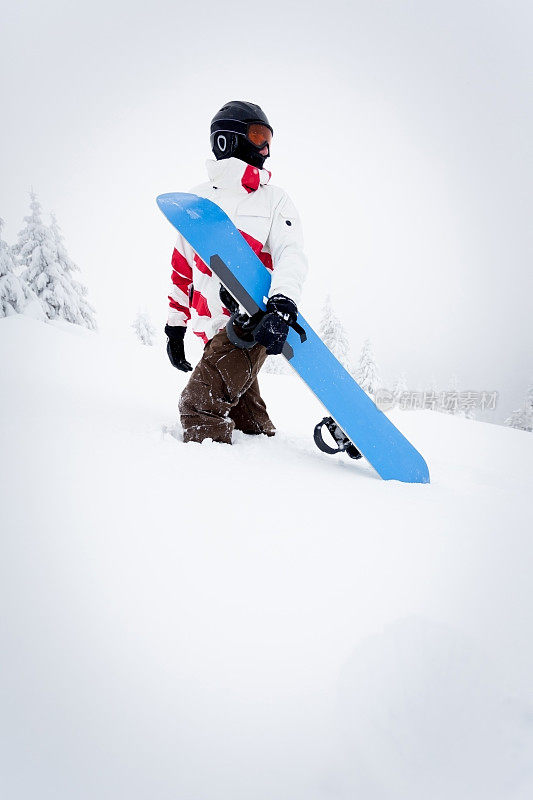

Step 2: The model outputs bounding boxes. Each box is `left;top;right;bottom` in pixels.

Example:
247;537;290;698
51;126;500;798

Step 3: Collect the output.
263;354;291;375
392;372;408;400
461;393;478;420
392;372;408;408
319;294;351;370
14;192;96;329
505;384;533;432
0;217;34;317
132;309;156;346
14;191;57;318
504;407;533;432
356;338;380;396
49;213;97;330
439;374;460;415
526;382;533;413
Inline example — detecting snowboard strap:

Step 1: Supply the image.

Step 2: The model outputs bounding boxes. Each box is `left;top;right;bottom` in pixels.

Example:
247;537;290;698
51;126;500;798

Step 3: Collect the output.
290;319;307;343
226;311;307;350
225;313;259;350
313;417;362;460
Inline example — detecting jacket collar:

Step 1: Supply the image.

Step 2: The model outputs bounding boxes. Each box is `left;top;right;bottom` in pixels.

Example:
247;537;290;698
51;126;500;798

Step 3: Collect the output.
206;157;271;193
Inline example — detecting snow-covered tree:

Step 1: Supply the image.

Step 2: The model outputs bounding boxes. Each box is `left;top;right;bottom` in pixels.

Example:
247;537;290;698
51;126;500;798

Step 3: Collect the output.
319;294;351;370
392;371;408;404
438;374;460;415
263;354;291;375
49;212;97;329
505;407;533;432
460;392;478;420
14;192;96;329
0;217;34;316
356;338;380;396
526;381;533;413
505;384;533;432
132;309;156;346
14;191;56;317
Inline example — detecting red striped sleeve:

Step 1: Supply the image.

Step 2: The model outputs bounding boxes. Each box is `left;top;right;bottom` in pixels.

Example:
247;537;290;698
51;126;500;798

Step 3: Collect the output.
169;247;192;323
171;247;193;279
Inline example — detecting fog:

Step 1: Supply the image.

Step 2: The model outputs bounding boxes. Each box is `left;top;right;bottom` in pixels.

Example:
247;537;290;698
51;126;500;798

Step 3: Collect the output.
1;0;532;421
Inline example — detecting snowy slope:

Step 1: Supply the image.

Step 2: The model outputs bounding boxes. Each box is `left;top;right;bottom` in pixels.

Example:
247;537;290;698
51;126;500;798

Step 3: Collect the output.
1;316;532;800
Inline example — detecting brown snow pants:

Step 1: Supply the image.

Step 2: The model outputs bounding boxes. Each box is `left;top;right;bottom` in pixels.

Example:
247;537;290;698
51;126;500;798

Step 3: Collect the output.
179;329;275;444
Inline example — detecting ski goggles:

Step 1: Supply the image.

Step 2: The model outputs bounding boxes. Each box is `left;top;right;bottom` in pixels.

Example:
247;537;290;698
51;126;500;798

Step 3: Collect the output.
246;123;273;148
211;120;273;148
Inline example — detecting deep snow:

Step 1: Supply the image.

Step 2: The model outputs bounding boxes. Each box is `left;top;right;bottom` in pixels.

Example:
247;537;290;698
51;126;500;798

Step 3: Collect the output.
1;315;532;799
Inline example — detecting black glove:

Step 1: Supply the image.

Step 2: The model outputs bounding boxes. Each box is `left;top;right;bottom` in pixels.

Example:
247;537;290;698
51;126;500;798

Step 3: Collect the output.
253;294;298;355
165;324;193;372
265;294;298;324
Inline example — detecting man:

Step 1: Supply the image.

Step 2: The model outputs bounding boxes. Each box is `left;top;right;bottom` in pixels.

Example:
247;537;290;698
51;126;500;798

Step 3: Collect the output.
165;100;308;444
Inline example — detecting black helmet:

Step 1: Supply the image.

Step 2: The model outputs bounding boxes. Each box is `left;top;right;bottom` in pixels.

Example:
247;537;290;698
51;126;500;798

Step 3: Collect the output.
210;100;273;170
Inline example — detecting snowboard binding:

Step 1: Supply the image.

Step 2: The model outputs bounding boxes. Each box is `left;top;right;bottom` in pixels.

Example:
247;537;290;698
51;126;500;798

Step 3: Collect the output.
313;416;362;460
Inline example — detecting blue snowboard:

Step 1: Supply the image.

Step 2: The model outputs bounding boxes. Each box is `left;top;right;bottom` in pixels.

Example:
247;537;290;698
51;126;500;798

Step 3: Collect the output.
157;192;430;484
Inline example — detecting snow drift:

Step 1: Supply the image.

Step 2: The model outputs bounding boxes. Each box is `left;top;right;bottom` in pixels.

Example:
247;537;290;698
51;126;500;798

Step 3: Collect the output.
1;315;532;799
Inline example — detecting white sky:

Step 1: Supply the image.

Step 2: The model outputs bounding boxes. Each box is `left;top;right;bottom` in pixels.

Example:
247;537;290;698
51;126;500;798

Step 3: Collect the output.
1;0;532;421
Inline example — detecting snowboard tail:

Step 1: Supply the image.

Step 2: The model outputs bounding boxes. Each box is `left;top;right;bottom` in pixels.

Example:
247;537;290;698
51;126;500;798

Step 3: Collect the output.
157;192;430;484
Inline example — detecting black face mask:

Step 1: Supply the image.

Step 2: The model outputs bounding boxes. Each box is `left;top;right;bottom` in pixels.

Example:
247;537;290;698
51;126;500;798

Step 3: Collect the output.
233;136;269;169
212;132;269;170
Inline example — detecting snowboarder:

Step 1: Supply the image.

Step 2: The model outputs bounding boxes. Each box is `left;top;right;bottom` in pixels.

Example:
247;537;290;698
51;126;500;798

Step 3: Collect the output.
165;100;308;444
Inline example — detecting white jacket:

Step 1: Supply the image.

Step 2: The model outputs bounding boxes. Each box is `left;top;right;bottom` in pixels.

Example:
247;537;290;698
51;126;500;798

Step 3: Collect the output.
167;157;308;343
